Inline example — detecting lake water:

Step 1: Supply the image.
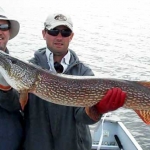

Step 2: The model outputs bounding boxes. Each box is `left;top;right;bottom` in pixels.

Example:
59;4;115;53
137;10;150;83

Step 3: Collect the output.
1;0;150;149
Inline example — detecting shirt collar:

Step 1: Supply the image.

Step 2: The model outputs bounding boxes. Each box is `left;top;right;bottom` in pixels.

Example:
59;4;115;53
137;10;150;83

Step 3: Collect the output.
61;51;70;65
46;47;53;62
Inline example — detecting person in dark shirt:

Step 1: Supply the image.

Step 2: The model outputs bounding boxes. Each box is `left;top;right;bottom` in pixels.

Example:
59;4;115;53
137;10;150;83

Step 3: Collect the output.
0;7;23;150
23;13;126;150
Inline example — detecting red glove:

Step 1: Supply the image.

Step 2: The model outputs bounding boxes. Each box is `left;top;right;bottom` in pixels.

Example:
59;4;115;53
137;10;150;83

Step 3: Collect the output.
95;87;126;114
85;88;126;121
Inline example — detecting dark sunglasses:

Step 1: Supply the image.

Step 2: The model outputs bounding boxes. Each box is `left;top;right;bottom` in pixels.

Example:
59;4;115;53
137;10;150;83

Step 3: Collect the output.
46;28;72;37
0;24;10;31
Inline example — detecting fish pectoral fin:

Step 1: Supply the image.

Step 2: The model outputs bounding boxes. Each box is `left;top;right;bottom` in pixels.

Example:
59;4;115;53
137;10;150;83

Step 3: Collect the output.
19;91;28;110
134;110;150;125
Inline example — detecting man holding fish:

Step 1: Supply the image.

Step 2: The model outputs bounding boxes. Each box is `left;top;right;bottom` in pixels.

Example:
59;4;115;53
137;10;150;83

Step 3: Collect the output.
0;8;126;149
0;7;23;150
0;9;126;149
22;13;126;150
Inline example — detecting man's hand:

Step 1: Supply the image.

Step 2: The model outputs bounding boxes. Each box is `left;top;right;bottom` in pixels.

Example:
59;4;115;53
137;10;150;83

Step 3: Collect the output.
85;88;126;121
0;73;11;91
95;88;126;114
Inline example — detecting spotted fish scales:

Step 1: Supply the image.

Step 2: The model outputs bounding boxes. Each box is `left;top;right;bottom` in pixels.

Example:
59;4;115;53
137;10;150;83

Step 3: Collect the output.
0;51;150;124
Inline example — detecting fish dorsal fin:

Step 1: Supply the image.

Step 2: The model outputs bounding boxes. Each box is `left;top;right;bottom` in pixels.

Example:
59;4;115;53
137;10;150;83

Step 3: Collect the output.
138;81;150;89
134;110;150;125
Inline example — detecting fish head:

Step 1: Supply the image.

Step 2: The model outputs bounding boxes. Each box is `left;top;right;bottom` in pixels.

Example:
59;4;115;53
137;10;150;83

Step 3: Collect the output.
0;50;38;91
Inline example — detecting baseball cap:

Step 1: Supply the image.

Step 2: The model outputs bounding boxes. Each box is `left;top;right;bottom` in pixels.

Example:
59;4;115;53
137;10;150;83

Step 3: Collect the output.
44;13;73;31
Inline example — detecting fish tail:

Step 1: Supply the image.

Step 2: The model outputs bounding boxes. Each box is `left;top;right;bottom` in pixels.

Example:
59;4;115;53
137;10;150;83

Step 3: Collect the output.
134;110;150;125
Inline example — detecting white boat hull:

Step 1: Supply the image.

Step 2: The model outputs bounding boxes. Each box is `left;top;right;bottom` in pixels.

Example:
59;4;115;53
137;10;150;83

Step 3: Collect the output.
89;114;142;150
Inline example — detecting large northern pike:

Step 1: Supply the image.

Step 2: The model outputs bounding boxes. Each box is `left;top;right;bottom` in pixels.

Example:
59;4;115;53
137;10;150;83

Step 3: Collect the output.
0;51;150;124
